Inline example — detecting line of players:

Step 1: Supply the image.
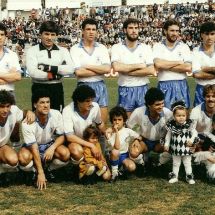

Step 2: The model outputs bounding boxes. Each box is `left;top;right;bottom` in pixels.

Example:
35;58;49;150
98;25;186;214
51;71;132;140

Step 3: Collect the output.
0;17;214;189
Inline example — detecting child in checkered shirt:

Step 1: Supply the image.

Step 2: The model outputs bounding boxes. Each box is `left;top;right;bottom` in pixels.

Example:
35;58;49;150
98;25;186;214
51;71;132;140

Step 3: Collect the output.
164;101;198;185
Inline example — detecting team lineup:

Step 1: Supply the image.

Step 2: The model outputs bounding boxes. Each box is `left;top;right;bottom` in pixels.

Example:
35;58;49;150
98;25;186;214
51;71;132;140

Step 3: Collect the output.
0;17;215;190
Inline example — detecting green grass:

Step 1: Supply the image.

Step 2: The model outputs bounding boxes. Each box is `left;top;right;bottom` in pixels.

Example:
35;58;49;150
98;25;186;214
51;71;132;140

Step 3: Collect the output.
1;77;214;215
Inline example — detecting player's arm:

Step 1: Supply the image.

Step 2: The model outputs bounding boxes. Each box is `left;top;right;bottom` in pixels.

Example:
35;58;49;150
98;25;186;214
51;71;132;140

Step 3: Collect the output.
44;135;65;161
164;130;171;151
193;70;215;80
112;61;146;74
28;143;46;190
0;67;21;83
128;65;157;76
84;64;111;75
74;67;99;77
113;126;120;150
201;66;215;75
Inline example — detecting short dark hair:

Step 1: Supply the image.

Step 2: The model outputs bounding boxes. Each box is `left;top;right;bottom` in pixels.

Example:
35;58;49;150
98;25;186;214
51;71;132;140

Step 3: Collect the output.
123;18;140;29
83;124;101;141
39;21;59;35
32;89;51;104
0;90;15;105
109;106;127;124
82;18;98;30
145;88;164;106
163;19;180;31
203;84;215;98
0;23;7;35
200;21;215;34
72;85;95;106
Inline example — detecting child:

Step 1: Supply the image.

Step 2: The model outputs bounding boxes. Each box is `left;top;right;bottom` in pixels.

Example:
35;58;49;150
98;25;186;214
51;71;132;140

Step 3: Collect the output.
164;101;198;184
194;114;215;182
106;106;143;182
79;125;111;184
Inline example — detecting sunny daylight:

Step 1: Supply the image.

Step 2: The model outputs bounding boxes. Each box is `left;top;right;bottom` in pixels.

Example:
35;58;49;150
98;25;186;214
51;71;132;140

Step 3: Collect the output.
0;78;213;215
0;0;215;214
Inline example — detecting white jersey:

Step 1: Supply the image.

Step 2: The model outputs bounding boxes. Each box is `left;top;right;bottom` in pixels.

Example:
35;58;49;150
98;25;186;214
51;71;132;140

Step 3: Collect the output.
62;102;102;138
192;46;215;86
107;127;139;154
70;41;111;82
0;105;23;147
127;106;172;141
22;109;64;146
0;47;21;91
153;41;191;81
111;42;153;87
190;103;212;134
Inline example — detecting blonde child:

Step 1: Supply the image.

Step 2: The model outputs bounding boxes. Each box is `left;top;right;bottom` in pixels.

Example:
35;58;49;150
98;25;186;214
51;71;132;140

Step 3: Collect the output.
164;101;198;184
79;125;111;184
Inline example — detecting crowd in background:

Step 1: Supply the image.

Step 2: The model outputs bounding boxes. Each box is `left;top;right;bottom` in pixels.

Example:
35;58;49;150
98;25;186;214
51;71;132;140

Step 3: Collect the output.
1;1;215;71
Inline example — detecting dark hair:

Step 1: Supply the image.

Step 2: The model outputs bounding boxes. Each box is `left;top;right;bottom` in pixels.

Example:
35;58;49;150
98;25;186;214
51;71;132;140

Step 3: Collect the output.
171;100;186;114
82;18;98;30
0;23;7;35
72;85;95;106
109;106;127;124
39;21;59;35
123;18;140;29
145;88;164;106
0;90;15;105
83;124;101;141
163;19;180;35
200;22;215;34
32;89;51;104
203;84;215;98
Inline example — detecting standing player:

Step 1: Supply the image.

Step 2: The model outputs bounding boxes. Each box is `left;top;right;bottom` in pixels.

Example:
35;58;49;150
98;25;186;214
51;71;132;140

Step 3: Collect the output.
192;21;215;106
153;19;192;109
70;18;111;123
26;21;74;112
19;89;70;190
0;90;34;185
111;18;156;117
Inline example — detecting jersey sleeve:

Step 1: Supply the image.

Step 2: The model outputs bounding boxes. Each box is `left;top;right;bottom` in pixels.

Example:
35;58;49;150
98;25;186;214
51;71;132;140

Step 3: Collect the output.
110;44;121;63
62;106;75;135
22;122;37;146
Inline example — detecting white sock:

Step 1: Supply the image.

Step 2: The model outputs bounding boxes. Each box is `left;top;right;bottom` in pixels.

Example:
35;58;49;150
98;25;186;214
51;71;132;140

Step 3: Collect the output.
71;156;84;165
2;163;18;172
131;154;144;165
49;159;69;171
159;152;172;165
19;161;35;172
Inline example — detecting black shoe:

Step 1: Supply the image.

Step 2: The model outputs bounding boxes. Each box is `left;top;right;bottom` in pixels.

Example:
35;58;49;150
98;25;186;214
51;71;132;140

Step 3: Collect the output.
45;168;56;182
25;171;37;186
0;173;10;187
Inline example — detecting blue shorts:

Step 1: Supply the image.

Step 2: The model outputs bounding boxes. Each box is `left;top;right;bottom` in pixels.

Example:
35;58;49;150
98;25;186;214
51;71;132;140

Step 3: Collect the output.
158;79;191;109
143;138;159;152
78;81;108;107
193;84;204;107
110;152;129;166
118;85;148;112
39;141;53;163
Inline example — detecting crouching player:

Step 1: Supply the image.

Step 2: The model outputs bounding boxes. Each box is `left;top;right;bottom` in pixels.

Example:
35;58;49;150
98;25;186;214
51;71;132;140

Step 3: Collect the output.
106;106;143;182
0;90;34;186
18;89;70;190
79;125;110;184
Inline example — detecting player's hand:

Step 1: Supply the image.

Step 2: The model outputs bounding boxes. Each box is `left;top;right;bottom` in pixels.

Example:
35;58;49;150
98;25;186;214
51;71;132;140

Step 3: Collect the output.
38;64;50;72
112;124;119;132
37;172;47;190
186;140;193;147
91;144;102;160
44;145;55;161
164;146;169;152
23;110;36;124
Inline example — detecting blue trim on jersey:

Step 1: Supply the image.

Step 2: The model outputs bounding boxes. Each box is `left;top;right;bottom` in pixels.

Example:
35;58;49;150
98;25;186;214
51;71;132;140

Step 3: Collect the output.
78;40;99;56
162;40;181;52
123;40;141;53
144;108;164;125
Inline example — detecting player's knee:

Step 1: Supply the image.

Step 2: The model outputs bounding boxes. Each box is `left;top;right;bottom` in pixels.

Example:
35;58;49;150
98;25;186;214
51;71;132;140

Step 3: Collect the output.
58;147;70;162
110;149;120;160
6;154;18;166
18;150;32;165
126;161;136;172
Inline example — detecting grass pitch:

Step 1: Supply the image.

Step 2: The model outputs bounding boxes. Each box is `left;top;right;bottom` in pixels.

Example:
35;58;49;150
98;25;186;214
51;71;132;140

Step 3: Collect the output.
0;78;214;215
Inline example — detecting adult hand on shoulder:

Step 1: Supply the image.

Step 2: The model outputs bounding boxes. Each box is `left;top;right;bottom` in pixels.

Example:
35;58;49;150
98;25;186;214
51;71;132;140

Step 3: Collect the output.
23;110;35;124
37;172;47;190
